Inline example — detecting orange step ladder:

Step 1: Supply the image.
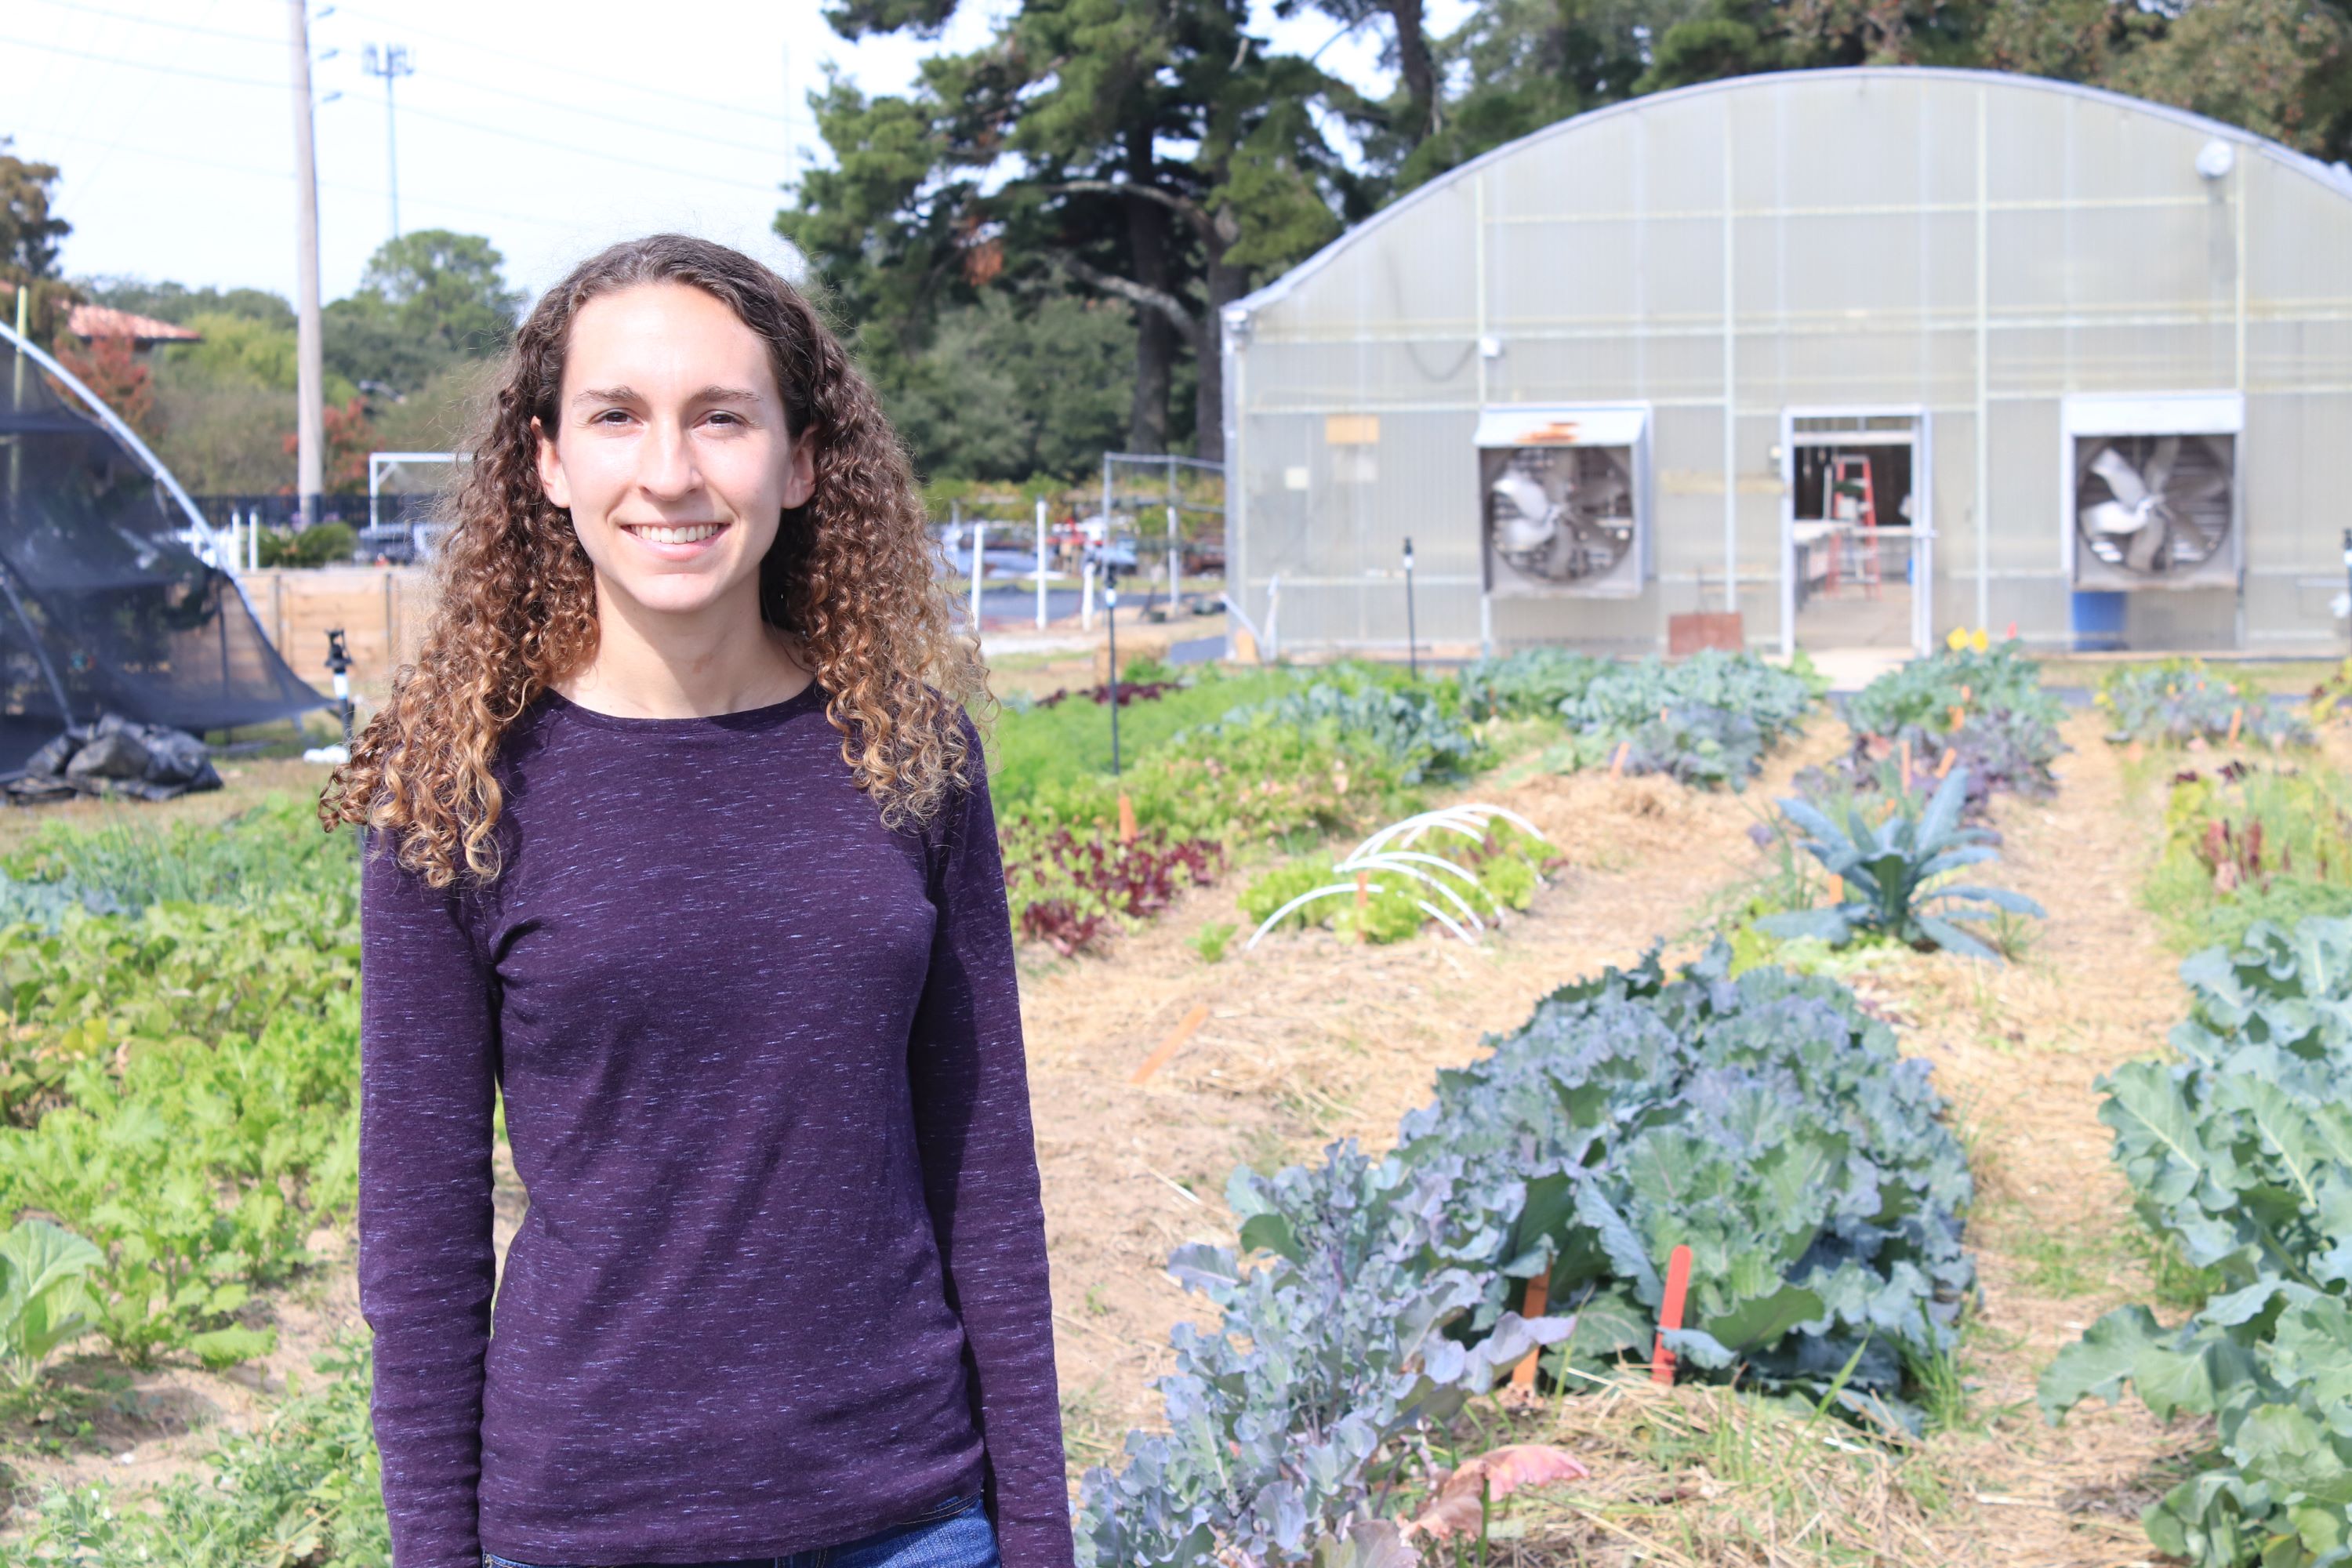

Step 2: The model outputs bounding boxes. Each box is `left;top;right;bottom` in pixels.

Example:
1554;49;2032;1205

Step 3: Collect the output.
1828;454;1882;600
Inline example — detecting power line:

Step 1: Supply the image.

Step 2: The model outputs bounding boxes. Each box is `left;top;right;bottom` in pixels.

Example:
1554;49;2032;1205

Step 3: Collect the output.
13;123;626;232
385;98;784;193
331;2;800;128
0;31;788;193
20;0;279;45
0;29;281;87
389;62;817;156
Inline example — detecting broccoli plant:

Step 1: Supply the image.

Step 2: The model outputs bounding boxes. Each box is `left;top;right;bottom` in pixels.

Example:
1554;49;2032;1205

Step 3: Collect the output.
1759;766;2043;960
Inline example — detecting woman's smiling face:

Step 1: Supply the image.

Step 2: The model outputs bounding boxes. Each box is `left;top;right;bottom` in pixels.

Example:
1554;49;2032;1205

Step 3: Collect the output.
535;281;814;621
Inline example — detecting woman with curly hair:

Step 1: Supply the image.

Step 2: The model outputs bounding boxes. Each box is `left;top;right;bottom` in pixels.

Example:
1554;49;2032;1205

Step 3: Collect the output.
320;234;1068;1568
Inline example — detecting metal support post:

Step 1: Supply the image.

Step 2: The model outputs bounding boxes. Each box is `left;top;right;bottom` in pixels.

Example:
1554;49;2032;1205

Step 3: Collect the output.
1403;535;1417;680
1105;572;1122;775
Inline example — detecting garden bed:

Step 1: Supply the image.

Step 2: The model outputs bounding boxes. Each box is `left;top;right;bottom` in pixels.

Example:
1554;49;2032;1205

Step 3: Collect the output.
12;681;2347;1567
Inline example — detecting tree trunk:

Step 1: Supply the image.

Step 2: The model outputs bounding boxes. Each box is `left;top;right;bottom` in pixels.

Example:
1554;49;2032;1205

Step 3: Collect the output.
1125;129;1174;455
1386;0;1436;145
1193;243;1249;466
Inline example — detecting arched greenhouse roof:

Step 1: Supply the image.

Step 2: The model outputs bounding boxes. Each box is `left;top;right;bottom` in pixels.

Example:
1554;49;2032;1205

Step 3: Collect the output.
1232;66;2352;321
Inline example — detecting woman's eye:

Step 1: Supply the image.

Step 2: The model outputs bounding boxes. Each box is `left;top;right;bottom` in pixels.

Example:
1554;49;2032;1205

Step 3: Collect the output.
593;409;631;425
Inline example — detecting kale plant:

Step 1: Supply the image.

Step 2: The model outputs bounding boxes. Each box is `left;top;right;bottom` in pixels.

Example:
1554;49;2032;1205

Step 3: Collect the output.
2042;917;2352;1567
1840;641;2060;742
2099;660;2313;749
1076;943;1974;1568
1614;702;1769;790
1073;1148;1570;1568
1455;648;1611;721
1399;942;1973;1415
1826;644;2068;815
1760;766;2044;960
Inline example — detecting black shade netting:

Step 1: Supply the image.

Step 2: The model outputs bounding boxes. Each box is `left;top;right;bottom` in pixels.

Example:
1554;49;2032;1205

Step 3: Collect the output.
0;337;328;773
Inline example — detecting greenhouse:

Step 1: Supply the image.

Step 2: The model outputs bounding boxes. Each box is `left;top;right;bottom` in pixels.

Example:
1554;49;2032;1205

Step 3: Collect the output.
1219;67;2352;659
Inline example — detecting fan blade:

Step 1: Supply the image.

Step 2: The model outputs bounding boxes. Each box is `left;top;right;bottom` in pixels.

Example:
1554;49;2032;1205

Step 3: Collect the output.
2088;446;2149;510
2125;514;2169;572
2082;500;2142;535
2144;436;2181;495
2168;472;2230;506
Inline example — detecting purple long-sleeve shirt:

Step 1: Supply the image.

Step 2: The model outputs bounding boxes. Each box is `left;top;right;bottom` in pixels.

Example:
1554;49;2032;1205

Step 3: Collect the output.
357;680;1071;1568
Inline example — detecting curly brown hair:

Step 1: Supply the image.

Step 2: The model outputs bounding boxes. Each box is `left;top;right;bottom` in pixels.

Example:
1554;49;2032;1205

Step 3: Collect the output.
318;234;989;889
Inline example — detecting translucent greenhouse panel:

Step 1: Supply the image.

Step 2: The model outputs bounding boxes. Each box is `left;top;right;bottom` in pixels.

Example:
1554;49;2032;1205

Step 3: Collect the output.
1241;339;1479;412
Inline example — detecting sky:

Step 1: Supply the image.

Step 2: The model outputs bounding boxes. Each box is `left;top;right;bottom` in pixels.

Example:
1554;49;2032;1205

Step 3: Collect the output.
2;0;1471;307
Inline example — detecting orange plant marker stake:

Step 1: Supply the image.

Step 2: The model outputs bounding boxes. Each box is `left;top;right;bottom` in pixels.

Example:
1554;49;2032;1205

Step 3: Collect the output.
1652;1244;1693;1385
1936;746;1958;779
1948;703;1965;732
1131;1001;1212;1085
1117;793;1137;845
1896;738;1911;788
1827;873;1844;904
2228;706;2245;745
1509;1268;1552;1392
1609;740;1631;778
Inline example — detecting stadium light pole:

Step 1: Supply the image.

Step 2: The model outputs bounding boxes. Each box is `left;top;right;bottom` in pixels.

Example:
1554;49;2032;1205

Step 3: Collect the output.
362;44;414;241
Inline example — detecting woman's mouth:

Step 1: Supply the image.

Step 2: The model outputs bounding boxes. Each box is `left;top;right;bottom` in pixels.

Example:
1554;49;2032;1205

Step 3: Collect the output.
619;521;728;557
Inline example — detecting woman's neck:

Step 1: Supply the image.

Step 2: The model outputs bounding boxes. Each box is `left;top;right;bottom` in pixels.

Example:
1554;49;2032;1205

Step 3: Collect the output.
554;577;813;720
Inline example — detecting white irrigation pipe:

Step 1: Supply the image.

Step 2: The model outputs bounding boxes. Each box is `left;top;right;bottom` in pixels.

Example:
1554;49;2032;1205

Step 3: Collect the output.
1349;855;1486;931
1247;881;1385;949
1243;802;1559;952
1367;849;1505;920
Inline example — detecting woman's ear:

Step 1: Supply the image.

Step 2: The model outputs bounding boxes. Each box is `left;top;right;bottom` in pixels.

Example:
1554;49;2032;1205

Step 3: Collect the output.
781;431;816;510
533;416;572;511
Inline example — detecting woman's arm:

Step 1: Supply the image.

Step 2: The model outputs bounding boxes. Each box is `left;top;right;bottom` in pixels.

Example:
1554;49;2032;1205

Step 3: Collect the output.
358;828;502;1568
906;724;1075;1568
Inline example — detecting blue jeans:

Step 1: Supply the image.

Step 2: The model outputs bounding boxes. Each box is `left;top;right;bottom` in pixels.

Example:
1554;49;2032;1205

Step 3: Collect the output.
483;1492;1000;1568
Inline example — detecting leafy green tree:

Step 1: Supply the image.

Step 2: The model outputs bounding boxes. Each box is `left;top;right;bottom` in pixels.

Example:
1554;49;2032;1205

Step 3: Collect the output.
2094;0;2352;162
884;289;1137;480
83;278;295;332
793;0;1357;462
168;312;299;391
325;229;521;397
1396;0;1703;191
0;140;70;284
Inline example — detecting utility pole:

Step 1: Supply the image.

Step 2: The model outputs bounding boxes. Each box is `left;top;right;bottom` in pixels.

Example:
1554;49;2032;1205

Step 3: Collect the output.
361;43;412;241
287;0;325;528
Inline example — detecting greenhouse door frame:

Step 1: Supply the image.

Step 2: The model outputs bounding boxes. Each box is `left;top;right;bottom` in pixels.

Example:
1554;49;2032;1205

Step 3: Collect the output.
1777;405;1934;660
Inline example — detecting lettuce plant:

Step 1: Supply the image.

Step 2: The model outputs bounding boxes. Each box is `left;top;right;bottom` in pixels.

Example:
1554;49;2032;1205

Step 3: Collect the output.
1759;766;2044;960
2042;918;2352;1566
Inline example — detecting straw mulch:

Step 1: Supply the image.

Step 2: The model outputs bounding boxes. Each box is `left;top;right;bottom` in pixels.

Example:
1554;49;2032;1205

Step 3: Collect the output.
1030;709;2233;1566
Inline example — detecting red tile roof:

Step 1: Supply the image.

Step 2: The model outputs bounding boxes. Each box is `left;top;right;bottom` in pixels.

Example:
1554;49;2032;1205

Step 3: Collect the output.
65;303;203;343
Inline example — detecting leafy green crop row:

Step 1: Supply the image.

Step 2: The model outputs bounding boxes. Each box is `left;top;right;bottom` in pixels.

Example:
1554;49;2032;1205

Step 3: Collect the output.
1237;818;1559;945
21;1333;390;1566
0;796;361;1370
2147;764;2352;953
1818;641;2068;817
2100;659;2313;749
1456;647;1823;789
2044;917;2352;1566
1076;942;1973;1568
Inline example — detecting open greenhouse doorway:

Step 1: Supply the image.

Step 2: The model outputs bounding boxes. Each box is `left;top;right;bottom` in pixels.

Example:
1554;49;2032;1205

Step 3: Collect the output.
1780;409;1932;661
